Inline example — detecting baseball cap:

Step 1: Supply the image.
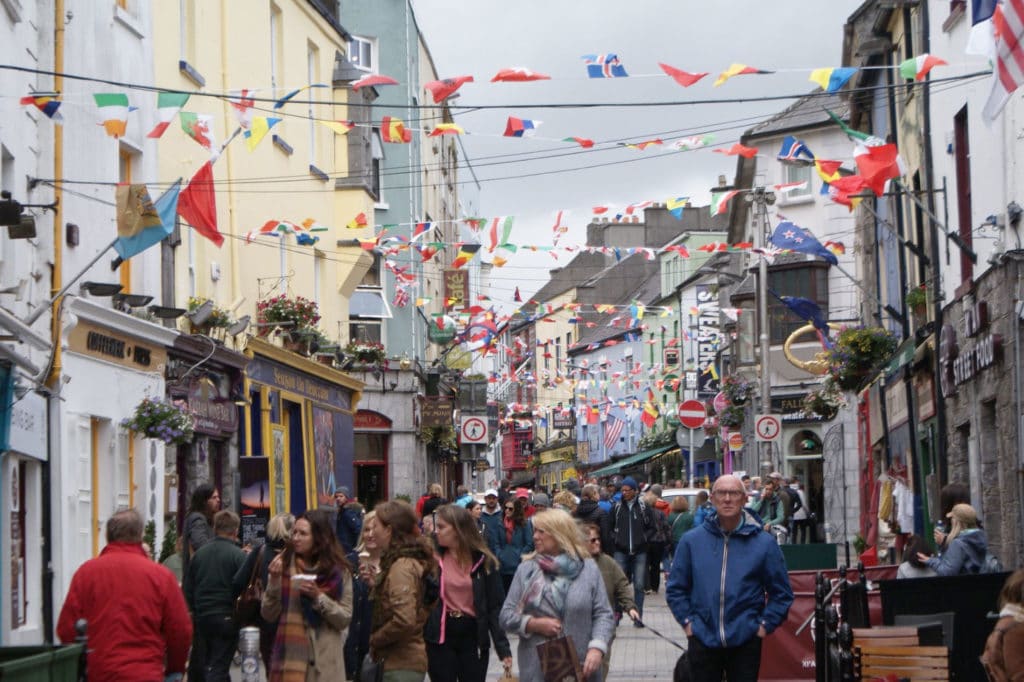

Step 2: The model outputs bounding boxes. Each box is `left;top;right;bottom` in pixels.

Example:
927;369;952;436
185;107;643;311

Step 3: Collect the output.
515;488;530;499
484;488;499;498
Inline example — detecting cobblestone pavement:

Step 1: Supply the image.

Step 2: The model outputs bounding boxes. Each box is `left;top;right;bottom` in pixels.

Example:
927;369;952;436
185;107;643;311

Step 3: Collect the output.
486;587;688;681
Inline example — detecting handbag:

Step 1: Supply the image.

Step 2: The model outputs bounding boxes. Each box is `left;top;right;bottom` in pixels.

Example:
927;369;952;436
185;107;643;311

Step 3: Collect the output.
232;545;265;626
358;653;383;682
537;634;583;682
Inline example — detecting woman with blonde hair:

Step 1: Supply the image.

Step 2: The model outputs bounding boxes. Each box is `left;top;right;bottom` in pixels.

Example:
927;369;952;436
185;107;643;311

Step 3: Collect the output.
553;490;578;513
233;513;296;671
917;503;993;576
425;505;511;682
982;568;1024;681
262;509;353;680
368;500;439;682
499;509;614;682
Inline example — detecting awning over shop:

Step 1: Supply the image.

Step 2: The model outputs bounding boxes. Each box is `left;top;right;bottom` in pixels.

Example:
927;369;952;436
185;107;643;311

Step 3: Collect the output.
884;337;915;375
587;444;676;478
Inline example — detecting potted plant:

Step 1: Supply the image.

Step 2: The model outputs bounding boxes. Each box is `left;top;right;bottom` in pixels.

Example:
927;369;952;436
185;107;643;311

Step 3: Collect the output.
121;397;195;446
345;340;386;365
720;374;755;405
718;403;746;428
804;376;846;420
906;285;928;320
827;326;899;391
256;295;321;336
186;297;233;337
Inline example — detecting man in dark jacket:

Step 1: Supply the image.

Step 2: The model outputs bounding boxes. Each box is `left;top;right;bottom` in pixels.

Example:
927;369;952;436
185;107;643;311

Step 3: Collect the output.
573;483;613;555
334;485;363;562
57;509;192;681
609;476;654;623
185;510;246;682
480;488;504;551
667;474;793;681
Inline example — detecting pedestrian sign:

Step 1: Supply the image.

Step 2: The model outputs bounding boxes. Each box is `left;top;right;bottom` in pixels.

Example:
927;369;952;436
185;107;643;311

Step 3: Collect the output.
754;414;781;442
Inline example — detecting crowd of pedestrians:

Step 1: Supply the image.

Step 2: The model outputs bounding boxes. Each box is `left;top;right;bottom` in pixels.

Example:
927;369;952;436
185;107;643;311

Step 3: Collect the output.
53;473;1023;681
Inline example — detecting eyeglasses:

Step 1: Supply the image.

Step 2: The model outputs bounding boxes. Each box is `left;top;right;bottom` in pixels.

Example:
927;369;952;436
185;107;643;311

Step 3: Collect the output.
588;538;601;544
505;506;515;511
713;489;744;499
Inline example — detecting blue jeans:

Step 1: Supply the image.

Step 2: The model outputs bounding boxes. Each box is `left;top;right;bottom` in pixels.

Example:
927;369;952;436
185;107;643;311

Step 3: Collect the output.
613;550;647;616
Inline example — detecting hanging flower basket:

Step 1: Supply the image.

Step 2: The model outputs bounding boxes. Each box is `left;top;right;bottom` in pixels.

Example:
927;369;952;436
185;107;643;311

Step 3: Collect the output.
345;340;385;365
804;377;846;420
827;326;899;392
718;403;746;428
121;397;195;446
256;295;321;334
721;375;755;405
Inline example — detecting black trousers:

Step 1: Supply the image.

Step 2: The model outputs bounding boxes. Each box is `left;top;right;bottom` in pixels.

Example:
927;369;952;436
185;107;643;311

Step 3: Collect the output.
647;543;665;591
427;615;488;682
687;634;763;682
196;613;239;682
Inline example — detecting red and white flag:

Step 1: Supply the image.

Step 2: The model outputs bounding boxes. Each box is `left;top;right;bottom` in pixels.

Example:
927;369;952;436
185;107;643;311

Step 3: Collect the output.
984;1;1024;124
604;415;625;449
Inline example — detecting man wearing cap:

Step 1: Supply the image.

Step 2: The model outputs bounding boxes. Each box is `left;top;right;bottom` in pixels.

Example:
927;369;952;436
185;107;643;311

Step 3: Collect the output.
609;476;655;625
480;488;504;550
768;471;793;528
532;492;551;511
334;486;363;563
667;474;793;681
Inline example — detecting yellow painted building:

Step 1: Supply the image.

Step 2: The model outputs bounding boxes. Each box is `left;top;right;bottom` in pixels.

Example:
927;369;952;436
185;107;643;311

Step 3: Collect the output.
152;0;373;344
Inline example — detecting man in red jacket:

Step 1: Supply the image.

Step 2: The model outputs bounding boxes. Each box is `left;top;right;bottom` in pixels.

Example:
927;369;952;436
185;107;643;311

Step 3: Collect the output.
58;508;192;681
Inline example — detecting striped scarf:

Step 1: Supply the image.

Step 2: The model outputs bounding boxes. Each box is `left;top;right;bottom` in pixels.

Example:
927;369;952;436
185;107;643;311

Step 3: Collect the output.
268;557;344;682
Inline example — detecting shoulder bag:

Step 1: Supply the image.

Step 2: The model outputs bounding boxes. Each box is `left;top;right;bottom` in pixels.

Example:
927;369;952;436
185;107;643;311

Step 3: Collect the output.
233;545;265;627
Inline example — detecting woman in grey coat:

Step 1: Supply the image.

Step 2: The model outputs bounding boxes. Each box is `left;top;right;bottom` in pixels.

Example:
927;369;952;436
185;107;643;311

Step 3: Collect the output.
499;509;615;682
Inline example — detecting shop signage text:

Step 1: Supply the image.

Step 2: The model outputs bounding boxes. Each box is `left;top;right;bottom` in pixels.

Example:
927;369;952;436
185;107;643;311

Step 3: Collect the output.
247;357;351;410
69;322;167;373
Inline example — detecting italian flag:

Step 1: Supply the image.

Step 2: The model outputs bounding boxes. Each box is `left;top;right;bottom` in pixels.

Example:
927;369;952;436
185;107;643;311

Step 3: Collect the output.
93;93;130;138
709;189;740;217
146;92;190;138
899;54;947;81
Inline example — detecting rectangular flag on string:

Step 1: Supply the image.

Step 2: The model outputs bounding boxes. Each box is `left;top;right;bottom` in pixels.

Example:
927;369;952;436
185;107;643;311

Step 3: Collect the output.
20;94;63;122
93;93;130;138
488;216;514;252
114;180;182;260
382;116;412;143
777;294;832;347
710;190;740;217
450;243;481;269
777;136;815;165
604;415;625;449
967;0;998;59
177;161;223;247
769;221;838;265
228;89;255;128
244;116;281;151
180;112;216;150
984;0;1024;124
147;92;190;138
582;54;629;78
808;67;858;93
503;116;540;137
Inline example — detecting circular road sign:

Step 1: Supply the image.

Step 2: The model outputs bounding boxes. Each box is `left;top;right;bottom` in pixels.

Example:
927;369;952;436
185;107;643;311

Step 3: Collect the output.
460;416;488;444
713;391;728;414
754;414;782;442
728;431;745;451
677;399;707;429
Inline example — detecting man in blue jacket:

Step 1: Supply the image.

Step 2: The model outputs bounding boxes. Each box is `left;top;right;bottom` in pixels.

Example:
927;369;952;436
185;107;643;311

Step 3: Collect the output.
666;474;793;681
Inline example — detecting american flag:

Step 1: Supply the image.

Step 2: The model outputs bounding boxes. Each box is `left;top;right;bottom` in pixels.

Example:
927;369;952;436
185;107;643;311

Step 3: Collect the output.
984;0;1024;123
604;415;625;449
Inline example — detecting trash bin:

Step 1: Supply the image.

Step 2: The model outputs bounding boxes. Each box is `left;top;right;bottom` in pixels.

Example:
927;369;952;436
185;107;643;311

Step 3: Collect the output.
0;644;84;682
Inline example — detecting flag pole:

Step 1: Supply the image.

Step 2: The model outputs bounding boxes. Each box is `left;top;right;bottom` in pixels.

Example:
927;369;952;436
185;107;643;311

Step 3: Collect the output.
24;237;118;326
749;187;775;475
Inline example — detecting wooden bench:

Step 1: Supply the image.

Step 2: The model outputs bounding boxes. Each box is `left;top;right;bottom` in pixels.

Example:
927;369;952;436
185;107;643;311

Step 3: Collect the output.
853;627;949;681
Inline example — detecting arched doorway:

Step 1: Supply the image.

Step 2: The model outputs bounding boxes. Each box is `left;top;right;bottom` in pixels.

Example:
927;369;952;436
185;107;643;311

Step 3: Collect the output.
786;428;824;543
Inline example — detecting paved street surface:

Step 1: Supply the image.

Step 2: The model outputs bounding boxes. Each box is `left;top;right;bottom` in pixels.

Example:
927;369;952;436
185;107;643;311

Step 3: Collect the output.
228;589;687;681
486;588;688;681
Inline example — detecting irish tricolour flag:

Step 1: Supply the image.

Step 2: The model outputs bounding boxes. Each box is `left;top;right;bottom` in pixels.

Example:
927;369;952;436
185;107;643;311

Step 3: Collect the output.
93;93;131;138
147;92;190;138
709;189;740;217
899;54;947;81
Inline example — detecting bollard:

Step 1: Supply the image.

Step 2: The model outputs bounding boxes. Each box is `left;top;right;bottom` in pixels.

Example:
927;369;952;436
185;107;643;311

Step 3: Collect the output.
238;626;261;682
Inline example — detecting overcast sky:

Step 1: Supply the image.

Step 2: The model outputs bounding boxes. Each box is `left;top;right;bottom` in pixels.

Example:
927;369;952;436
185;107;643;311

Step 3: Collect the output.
409;1;864;303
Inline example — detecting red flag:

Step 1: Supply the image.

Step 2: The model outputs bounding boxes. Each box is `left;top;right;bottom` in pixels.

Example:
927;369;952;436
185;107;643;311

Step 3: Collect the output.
424;76;474;103
176;161;223;246
854;143;902;196
514;287;522;302
714;143;759;158
658;63;709;87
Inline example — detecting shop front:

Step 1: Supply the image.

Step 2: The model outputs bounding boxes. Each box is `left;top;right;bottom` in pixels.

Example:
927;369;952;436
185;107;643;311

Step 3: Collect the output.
0;376;47;645
55;298;177;605
241;339;362;539
537;441;576;491
166;334;248;535
353;410;388;510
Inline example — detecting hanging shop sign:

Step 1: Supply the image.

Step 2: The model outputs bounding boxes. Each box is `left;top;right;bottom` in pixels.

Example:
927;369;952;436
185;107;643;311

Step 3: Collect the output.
7;390;46;460
551;407;574;430
695;285;721;396
247;356;352;410
444;269;470;310
183;376;238;436
420;397;453;428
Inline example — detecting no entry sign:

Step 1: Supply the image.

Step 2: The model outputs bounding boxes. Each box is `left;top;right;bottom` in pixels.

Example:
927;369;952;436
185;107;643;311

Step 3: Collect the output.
677;400;707;429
